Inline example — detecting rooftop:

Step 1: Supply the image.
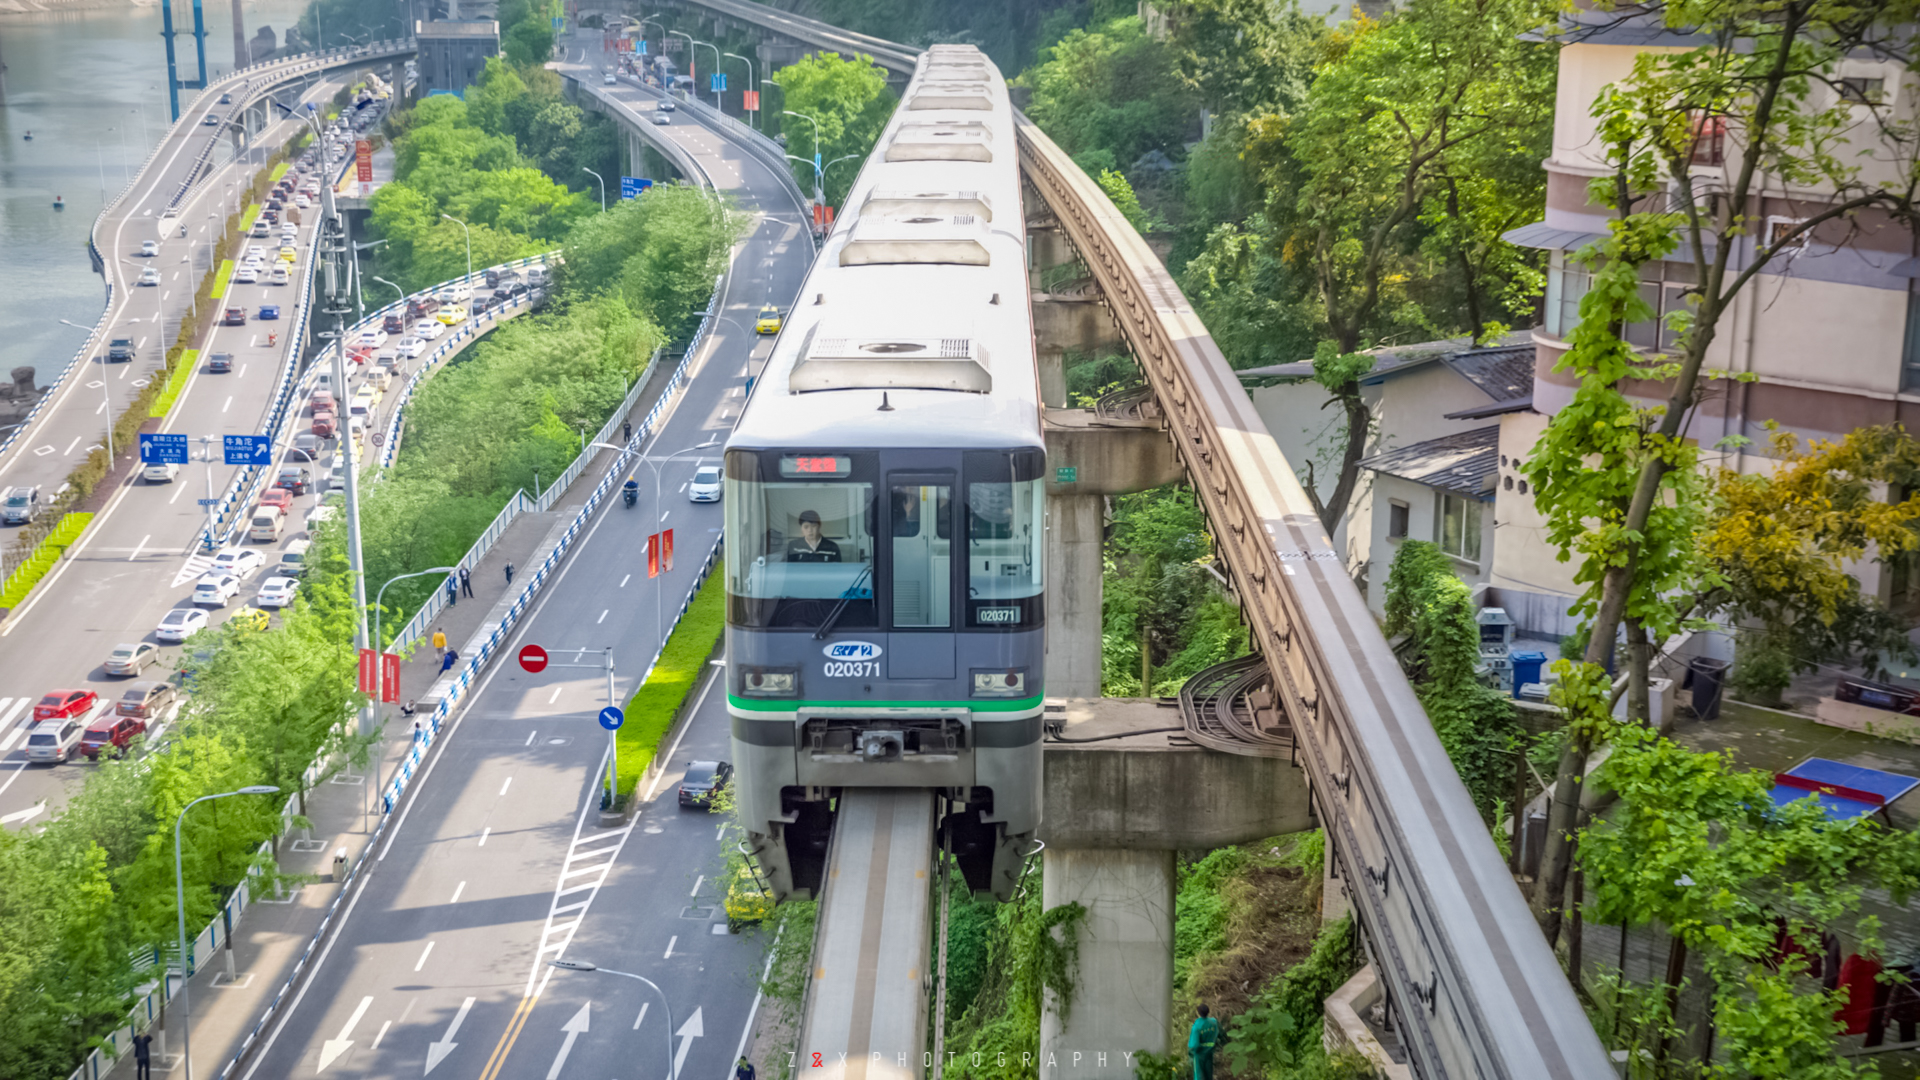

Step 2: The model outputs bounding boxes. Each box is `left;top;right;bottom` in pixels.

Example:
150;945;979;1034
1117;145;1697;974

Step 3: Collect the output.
1357;425;1500;498
1235;331;1534;393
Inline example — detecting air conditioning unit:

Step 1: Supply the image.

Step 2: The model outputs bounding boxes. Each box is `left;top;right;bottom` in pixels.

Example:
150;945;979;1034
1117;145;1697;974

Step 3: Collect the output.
839;213;991;267
886;121;993;162
791;332;992;394
862;189;993;222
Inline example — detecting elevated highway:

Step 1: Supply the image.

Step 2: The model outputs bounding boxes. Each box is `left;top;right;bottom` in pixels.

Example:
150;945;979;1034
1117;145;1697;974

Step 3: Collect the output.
613;5;1614;1077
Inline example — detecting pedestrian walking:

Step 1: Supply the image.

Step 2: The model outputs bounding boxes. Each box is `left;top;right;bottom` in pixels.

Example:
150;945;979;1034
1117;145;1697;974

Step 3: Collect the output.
1189;1004;1222;1080
440;648;458;674
623;420;633;443
445;576;458;607
431;628;446;653
459;566;473;597
412;718;425;741
504;562;515;586
735;1057;755;1080
131;1030;154;1080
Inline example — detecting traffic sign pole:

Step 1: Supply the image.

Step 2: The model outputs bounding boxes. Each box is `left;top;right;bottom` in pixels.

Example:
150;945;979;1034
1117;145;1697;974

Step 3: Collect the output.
605;648;618;811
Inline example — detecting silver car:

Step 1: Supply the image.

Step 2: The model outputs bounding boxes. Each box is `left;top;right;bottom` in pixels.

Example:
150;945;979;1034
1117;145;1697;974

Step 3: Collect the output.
1;486;38;525
25;718;85;764
104;642;160;677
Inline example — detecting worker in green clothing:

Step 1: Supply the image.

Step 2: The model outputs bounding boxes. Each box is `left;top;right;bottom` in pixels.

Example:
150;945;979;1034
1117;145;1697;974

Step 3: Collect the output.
1189;1003;1223;1080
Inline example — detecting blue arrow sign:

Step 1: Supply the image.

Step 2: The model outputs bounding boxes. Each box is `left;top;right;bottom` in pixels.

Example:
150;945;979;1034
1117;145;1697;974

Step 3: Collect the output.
814;152;822;172
619;176;653;199
139;433;188;464
597;706;624;731
710;72;726;93
222;434;273;466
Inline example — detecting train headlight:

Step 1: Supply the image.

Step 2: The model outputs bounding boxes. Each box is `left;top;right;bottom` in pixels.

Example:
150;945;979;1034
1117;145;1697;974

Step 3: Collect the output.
971;668;1029;698
741;667;798;698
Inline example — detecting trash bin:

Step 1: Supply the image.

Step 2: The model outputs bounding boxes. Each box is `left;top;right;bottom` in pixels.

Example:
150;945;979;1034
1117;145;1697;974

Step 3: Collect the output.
1688;656;1730;721
332;848;348;881
1510;651;1547;698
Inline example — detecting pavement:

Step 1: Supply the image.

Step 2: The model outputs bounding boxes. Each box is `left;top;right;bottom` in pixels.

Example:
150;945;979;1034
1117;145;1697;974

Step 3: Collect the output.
122;37;818;1080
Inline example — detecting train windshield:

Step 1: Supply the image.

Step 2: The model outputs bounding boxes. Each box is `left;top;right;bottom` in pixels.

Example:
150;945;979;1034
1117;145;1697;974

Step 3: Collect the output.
964;450;1045;628
725;451;879;629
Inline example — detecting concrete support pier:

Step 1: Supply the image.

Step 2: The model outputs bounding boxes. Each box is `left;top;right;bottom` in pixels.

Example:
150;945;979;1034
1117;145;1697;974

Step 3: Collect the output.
1039;848;1176;1077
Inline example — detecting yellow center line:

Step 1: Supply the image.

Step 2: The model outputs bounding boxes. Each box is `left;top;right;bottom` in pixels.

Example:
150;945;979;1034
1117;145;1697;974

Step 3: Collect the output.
478;994;538;1080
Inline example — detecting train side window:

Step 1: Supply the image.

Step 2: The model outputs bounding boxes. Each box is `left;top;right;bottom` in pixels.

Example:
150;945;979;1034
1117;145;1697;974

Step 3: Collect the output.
964;450;1045;628
890;479;953;628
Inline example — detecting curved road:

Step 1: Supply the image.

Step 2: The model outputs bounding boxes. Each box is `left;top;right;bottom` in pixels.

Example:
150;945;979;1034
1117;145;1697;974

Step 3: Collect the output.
234;35;816;1080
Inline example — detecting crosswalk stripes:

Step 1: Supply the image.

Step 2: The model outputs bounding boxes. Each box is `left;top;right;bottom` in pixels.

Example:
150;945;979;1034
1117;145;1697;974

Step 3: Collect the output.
172;553;216;588
0;698;36;754
527;827;633;985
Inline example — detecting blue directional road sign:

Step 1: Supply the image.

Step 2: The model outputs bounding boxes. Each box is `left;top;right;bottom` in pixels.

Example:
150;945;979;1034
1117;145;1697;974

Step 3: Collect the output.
710;72;726;93
139;433;188;465
814;152;823;172
222;434;273;466
598;706;625;731
620;176;654;200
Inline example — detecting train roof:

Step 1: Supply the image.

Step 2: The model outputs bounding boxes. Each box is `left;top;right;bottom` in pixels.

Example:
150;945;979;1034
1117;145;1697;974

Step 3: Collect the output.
727;45;1040;454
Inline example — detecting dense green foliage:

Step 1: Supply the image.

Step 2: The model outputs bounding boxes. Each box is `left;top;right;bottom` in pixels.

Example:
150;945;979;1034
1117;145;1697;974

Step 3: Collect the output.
0;570;363;1079
765;0;1094;71
1101;487;1248;696
1019;14;1196;178
766;52;897;208
938;875;1087;1079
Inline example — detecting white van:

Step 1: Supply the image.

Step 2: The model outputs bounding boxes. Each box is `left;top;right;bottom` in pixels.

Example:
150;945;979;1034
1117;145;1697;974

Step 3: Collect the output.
248;505;286;543
277;538;312;576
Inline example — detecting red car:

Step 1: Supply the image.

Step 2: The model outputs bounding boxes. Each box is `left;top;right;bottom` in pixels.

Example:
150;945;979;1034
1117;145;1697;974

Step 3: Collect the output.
257;489;294;513
78;716;147;760
312;411;338;438
311;389;336;413
34;688;98;721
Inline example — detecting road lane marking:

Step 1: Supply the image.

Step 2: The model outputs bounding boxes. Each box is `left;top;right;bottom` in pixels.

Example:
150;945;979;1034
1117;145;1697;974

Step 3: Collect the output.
477;994;538;1080
370;1021;390;1050
424;996;474;1075
663;935;676;959
524;730;536;746
477;827;491;847
222;396;232;412
499;776;512;796
716;822;725;840
317;994;374;1072
128;534;150;561
690;875;703;897
168;483;185;505
596;609;607;624
547;686;561;705
0;801;46;825
450;881;466;903
619;574;630;587
632;1001;649;1030
96;400;107;415
62;436;80;456
413;940;435;971
0;763;26;800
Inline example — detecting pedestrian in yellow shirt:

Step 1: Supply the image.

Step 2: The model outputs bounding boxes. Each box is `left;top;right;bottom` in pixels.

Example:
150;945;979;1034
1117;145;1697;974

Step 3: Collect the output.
432;628;446;652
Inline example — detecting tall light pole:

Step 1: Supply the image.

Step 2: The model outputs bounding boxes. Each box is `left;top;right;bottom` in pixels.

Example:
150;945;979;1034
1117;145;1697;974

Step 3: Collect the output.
371;275;405;304
722;51;754;128
439;213;471;288
785;154;824;210
174;786;280;1080
366;566;456;817
351;238;388;321
548;961;674;1080
581;166;606;211
782;108;819;163
668;30;695;86
693;39;721;111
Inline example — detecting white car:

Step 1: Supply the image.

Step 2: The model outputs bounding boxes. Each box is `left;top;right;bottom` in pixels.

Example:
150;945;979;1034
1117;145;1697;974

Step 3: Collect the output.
256;576;299;608
247;245;267;260
435;285;471;304
394;337;427;359
411;320;443;340
194;573;242;607
209;548;266;580
687;465;722;503
143;462;180;483
139;267;162;286
156;607;210;642
355;329;389;349
604;72;618;84
294;195;311;208
139;240;160;257
269;265;290;285
233;266;259;284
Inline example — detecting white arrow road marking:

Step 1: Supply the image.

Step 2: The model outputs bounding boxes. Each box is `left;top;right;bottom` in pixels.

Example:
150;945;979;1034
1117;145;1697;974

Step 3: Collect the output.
545;1002;590;1080
671;1007;703;1079
1;802;46;826
423;996;473;1076
318;995;373;1071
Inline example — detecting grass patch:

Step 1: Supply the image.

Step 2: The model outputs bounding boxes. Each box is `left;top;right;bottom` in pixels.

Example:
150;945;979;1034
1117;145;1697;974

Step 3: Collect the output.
616;569;724;802
210;260;235;300
242;202;261;225
0;513;94;609
150;349;197;418
269;162;289;182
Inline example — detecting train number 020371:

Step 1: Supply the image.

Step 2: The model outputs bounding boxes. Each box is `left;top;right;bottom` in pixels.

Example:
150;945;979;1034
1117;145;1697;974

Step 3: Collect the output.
823;661;881;678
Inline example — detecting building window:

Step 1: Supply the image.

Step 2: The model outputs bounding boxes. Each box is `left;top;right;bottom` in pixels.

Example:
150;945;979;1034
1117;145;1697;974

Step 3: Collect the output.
1690;112;1725;166
1546;252;1591;338
1839;76;1885;104
1550;256;1696;351
1437;493;1482;563
1388;500;1409;540
1903;286;1920;392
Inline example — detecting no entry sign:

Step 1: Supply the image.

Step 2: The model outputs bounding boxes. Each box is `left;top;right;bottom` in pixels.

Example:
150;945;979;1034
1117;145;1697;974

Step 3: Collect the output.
518;644;549;673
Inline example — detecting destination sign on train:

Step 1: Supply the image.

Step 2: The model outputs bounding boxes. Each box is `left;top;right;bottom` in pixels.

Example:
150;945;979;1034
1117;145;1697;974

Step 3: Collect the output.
781;454;853;477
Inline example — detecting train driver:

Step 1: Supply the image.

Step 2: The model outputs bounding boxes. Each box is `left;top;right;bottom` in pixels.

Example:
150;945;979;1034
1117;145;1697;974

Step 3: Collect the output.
785;509;842;562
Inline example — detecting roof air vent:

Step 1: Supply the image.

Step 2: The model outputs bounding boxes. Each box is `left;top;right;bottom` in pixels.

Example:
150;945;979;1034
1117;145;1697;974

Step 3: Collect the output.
793;332;991;394
886;121;993;162
840;214;991;266
861;189;992;222
909;83;993;111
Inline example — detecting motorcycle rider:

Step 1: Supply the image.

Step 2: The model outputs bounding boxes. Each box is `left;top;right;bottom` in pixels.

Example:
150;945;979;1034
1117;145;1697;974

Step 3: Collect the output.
623;476;639;507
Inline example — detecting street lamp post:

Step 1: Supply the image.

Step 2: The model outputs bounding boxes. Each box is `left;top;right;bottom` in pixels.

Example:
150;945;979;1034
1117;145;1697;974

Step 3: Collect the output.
371;275;405;304
581;166;607;211
547;960;675;1080
722;51;754;127
693;39;722;111
365;566;456;816
439;213;471;288
785;154;824;209
668;30;695;88
588;438;719;642
173;786;280;1080
350;238;388;321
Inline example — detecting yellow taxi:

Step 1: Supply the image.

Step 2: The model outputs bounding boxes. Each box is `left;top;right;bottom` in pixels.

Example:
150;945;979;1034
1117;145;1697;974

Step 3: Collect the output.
230;606;271;631
724;865;773;932
278;246;298;264
436;304;467;326
754;305;782;335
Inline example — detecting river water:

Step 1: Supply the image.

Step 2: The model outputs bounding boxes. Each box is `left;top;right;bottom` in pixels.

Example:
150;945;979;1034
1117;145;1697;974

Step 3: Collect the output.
0;0;307;385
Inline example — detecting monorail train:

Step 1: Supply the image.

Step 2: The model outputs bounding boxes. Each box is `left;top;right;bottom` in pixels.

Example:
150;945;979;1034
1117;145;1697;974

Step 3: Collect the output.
726;44;1041;903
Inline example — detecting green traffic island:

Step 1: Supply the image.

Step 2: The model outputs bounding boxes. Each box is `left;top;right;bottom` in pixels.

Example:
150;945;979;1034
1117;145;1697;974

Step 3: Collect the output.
616;569;726;808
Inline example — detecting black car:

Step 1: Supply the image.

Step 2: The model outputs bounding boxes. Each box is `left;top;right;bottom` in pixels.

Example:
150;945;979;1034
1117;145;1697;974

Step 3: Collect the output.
382;314;406;334
275;467;312;495
678;760;733;809
207;351;234;373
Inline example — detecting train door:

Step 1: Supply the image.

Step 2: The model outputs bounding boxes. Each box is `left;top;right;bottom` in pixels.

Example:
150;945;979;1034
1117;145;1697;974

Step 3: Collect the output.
887;474;954;679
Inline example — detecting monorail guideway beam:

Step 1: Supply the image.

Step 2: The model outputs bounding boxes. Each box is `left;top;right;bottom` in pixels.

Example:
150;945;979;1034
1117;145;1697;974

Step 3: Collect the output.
1014;112;1614;1080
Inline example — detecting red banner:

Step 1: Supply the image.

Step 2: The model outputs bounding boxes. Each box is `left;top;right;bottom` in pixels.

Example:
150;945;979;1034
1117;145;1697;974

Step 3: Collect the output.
647;532;660;578
663;528;674;573
357;648;377;696
743;89;759;112
355;139;373;183
380;652;402;704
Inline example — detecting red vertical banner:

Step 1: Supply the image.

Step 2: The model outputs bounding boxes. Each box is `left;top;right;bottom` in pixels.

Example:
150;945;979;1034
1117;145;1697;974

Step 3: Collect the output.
822;204;836;226
380;652;402;704
355;139;373;182
647;532;660;578
743;89;759;112
357;648;377;696
663;528;674;572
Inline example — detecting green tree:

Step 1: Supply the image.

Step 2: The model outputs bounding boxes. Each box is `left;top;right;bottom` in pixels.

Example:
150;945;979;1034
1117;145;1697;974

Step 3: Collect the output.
769;52;896;207
1019;16;1195;178
1524;0;1920;949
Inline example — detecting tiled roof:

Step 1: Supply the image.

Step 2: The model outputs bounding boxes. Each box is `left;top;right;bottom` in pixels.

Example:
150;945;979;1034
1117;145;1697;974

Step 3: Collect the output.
1443;345;1533;403
1358;426;1500;499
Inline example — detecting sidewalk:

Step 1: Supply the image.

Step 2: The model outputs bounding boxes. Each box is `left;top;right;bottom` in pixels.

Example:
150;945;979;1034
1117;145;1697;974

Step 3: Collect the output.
102;350;686;1080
